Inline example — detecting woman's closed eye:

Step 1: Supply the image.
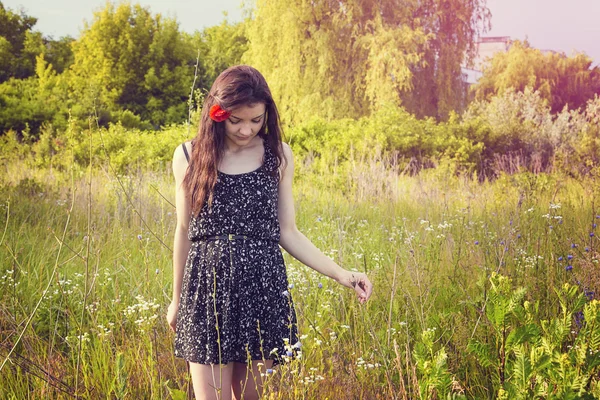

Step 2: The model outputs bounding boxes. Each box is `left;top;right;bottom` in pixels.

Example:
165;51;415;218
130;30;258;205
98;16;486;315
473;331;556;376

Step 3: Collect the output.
229;118;263;125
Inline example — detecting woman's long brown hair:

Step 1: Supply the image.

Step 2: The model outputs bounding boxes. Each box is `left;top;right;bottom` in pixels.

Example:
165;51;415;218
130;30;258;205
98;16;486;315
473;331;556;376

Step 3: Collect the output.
183;65;286;216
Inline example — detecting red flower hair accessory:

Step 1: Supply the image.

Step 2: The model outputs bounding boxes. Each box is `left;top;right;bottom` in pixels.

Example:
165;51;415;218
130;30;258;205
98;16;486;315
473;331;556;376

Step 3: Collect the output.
209;104;231;122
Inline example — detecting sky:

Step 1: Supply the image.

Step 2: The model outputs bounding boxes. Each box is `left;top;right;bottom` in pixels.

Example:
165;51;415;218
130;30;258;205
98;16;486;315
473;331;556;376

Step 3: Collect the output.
3;0;600;66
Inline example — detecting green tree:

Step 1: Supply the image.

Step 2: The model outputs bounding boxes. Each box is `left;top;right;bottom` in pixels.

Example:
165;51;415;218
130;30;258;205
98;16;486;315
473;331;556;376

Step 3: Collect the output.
197;19;248;90
43;35;75;73
473;40;600;113
68;1;196;127
0;1;39;82
0;55;70;135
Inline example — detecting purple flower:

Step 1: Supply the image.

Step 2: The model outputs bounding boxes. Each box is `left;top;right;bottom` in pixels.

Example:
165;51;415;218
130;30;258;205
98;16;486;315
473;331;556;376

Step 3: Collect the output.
474;241;479;245
591;233;595;237
266;368;274;374
571;243;578;248
559;220;563;225
318;282;323;289
500;241;505;245
566;265;573;271
568;254;573;260
517;234;522;239
137;234;142;240
549;226;553;230
586;291;595;300
558;256;564;261
596;215;600;219
286;351;293;357
593;223;597;228
585;247;590;252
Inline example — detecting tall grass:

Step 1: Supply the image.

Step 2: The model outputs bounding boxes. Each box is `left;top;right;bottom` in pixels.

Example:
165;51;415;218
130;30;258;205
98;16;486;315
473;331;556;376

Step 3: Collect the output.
1;152;599;399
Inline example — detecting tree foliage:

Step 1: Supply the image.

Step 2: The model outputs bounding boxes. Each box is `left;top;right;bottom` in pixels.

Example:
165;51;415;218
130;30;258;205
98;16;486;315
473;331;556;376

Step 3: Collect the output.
68;2;197;127
243;0;489;123
473;40;600;113
402;0;491;119
0;1;39;82
195;19;248;90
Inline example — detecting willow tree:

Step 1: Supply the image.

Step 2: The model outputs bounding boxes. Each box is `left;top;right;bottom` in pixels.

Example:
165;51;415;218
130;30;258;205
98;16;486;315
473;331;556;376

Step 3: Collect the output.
243;0;489;123
243;0;429;124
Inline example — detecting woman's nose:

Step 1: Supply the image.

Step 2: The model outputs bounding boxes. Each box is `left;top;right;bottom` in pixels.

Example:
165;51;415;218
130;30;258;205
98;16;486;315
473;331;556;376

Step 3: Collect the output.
239;123;252;135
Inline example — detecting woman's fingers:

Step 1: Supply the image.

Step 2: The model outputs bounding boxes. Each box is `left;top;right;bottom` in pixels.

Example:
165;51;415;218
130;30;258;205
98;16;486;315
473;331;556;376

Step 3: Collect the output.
353;274;373;303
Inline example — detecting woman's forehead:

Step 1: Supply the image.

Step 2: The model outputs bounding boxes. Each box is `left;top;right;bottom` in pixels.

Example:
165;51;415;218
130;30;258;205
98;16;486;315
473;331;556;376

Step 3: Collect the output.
230;103;266;118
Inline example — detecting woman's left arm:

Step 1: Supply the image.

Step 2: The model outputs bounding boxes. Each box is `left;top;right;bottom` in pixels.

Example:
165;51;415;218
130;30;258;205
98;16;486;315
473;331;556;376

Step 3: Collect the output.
277;143;373;304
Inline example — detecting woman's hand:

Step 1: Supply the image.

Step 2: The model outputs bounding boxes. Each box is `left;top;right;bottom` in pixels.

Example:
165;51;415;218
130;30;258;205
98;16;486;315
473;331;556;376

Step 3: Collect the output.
166;300;179;332
335;271;373;304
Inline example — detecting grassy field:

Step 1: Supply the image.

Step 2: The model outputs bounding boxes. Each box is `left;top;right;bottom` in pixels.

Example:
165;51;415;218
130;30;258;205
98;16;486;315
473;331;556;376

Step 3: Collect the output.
1;156;600;399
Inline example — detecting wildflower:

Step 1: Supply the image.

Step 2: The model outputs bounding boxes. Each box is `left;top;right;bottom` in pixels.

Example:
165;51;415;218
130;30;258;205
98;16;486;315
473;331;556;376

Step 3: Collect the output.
594;223;597;228
566;265;573;271
591;233;595;237
558;256;564;261
549;226;553;229
586;247;590;252
266;369;274;375
286;351;293;357
137;234;142;240
568;255;573;260
585;291;595;300
572;243;578;248
517;234;522;239
288;283;294;289
318;282;323;289
474;241;479;245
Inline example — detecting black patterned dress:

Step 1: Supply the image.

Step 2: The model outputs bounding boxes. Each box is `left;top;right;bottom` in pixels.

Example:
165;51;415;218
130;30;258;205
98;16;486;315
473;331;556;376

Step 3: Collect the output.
174;140;299;366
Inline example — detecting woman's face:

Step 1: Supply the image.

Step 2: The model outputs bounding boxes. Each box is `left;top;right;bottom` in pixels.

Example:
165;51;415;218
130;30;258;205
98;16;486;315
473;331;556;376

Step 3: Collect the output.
223;103;266;149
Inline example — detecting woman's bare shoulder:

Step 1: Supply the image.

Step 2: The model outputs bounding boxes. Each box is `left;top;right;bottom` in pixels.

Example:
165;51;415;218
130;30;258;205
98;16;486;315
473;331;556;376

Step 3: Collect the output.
281;142;293;157
172;142;192;182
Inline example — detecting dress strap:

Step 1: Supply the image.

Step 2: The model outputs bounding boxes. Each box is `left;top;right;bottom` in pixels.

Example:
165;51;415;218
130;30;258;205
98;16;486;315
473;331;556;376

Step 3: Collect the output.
181;143;190;163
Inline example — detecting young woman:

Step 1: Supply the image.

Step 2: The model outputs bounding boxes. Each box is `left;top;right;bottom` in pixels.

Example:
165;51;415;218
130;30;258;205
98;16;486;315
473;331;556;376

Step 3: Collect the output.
166;65;373;400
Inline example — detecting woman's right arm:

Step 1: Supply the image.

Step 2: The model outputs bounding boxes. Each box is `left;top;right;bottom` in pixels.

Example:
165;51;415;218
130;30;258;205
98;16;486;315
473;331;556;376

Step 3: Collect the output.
167;143;192;331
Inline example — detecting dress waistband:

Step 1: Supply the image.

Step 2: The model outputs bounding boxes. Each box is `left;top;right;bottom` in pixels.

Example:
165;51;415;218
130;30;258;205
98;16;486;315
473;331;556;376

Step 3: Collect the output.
193;234;276;242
